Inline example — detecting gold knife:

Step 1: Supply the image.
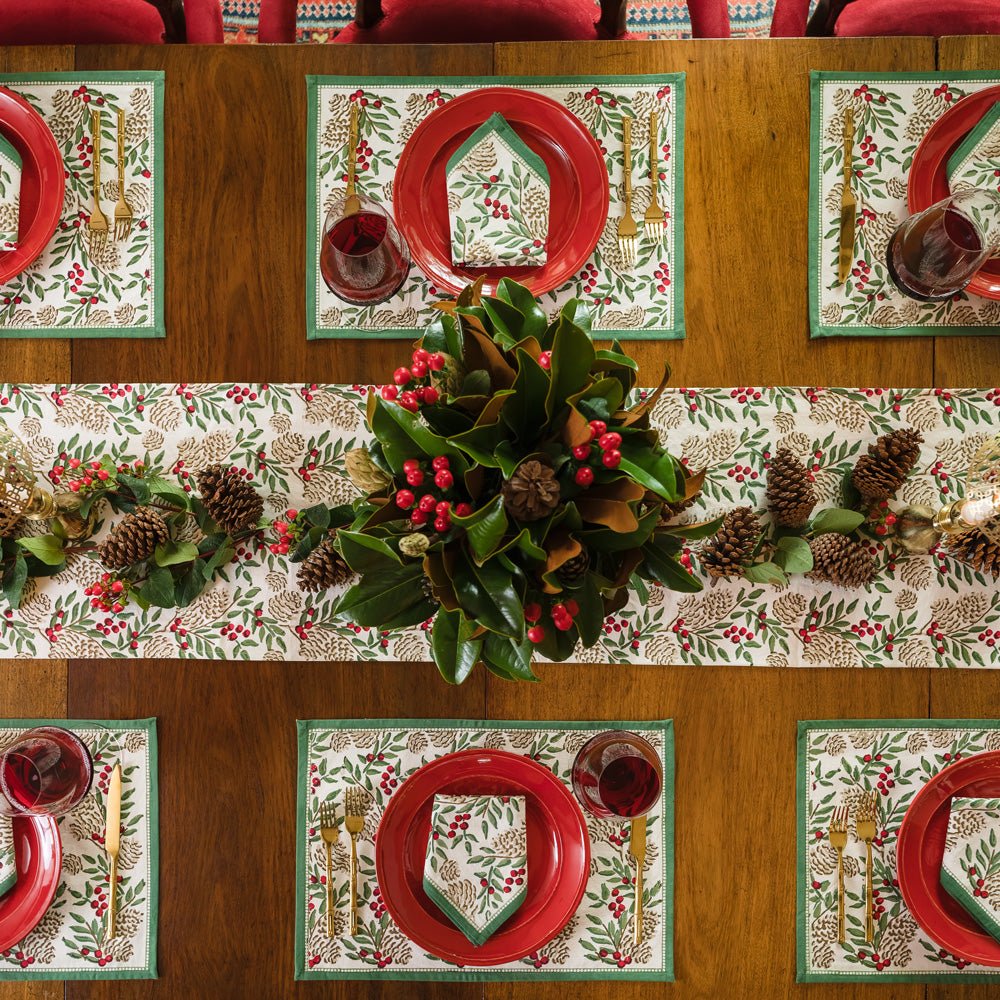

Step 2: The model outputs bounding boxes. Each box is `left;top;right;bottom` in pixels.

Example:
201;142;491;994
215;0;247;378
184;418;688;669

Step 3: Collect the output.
628;815;647;947
344;102;361;217
104;763;121;942
837;107;857;285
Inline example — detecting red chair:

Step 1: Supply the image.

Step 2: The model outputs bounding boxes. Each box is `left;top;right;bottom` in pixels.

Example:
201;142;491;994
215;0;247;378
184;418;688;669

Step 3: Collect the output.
0;0;224;44
259;0;731;44
771;0;1000;36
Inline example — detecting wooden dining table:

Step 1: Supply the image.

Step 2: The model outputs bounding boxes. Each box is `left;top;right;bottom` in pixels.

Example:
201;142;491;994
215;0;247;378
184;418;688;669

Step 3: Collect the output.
2;34;1000;1000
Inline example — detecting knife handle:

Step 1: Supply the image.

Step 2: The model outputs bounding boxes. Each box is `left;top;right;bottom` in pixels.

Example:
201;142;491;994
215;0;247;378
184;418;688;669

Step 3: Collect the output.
325;841;334;938
842;108;854;184
106;856;118;941
349;835;359;936
634;858;643;947
346;102;358;197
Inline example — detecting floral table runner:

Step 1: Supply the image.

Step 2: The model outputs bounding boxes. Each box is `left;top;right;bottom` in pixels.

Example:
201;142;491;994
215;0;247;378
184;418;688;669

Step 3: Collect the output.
307;75;684;340
799;719;1000;982
810;72;1000;338
0;718;157;981
0;73;164;339
1;383;999;666
295;719;674;981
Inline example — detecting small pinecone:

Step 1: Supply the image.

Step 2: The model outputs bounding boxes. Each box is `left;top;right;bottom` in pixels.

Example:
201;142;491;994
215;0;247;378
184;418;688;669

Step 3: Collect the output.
699;507;761;579
808;534;876;588
502;459;560;522
947;528;1000;578
557;551;590;585
766;449;818;527
197;464;264;536
851;428;924;503
296;538;354;592
98;508;169;569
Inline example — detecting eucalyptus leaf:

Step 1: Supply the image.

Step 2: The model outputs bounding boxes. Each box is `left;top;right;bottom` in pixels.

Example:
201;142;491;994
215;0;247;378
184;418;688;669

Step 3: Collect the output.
773;535;814;574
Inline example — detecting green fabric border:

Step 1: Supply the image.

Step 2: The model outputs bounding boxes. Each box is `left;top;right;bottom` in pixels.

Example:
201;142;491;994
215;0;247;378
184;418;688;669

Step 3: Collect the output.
797;718;1000;983
808;71;1000;340
0;72;165;341
421;873;528;947
946;101;1000;183
446;112;550;185
941;864;1000;944
295;717;674;982
306;74;686;342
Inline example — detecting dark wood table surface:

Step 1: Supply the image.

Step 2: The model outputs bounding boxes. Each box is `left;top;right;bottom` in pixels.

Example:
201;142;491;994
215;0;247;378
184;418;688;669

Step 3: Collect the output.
1;36;999;1000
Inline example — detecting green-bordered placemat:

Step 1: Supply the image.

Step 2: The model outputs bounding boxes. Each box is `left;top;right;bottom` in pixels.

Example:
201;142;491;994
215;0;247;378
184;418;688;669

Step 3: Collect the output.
295;719;674;981
0;73;164;339
798;719;1000;982
810;72;1000;338
307;75;684;340
0;719;157;980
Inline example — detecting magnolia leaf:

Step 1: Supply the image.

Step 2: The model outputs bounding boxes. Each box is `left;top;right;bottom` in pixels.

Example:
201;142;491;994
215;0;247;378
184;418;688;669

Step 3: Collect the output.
503;349;550;443
617;446;681;502
496;279;549;340
812;507;866;536
423;552;460;611
336;530;402;573
431;607;483;684
451;495;508;564
576;498;639;533
482;632;539;682
545;316;596;420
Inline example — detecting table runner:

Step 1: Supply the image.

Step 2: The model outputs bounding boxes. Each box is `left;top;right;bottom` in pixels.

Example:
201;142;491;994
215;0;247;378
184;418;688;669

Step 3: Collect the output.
0;718;157;981
295;718;674;981
0;73;164;339
810;72;1000;338
1;383;998;666
307;75;684;340
798;719;1000;982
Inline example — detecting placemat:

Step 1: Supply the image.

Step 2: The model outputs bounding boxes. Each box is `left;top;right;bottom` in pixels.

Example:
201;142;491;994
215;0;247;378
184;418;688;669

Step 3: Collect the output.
0;73;164;339
295;719;674;981
810;72;1000;338
307;75;684;340
0;718;157;981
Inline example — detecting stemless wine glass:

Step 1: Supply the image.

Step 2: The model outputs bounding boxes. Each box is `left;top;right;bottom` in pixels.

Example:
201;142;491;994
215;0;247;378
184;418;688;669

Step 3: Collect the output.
886;187;1000;301
571;730;662;819
0;726;93;817
319;193;411;305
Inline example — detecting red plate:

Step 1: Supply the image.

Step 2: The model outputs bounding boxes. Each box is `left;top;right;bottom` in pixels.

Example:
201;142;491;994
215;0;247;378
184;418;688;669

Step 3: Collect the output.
375;748;590;966
908;84;1000;300
393;87;608;296
0;87;65;286
897;750;1000;965
0;816;61;953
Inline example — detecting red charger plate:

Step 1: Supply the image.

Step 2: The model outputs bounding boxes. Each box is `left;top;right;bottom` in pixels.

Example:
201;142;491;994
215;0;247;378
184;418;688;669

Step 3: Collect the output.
908;84;1000;300
393;88;608;297
375;748;590;966
0;815;61;953
0;87;64;287
897;750;1000;966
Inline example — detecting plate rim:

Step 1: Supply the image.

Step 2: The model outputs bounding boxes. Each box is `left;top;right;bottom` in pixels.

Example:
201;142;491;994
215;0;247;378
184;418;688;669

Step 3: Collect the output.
0;814;61;954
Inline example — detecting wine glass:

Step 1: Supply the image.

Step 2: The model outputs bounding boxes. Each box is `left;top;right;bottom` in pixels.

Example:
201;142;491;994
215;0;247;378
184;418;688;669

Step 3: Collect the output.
571;730;662;819
0;726;94;817
886;188;1000;301
319;193;411;305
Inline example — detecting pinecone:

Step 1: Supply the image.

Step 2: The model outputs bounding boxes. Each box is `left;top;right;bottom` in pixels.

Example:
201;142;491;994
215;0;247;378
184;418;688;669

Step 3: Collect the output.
197;464;264;536
808;534;876;588
98;508;169;569
946;528;1000;578
557;550;590;585
501;459;560;522
699;507;761;579
851;429;923;503
344;448;391;495
296;538;355;592
766;449;818;527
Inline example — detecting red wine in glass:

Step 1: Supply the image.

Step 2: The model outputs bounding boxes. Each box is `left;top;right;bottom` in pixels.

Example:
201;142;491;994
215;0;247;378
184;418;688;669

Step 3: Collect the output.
0;727;93;817
571;730;662;819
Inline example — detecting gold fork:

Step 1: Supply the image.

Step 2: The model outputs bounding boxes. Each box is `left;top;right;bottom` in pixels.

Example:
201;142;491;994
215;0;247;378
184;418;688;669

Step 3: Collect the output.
113;108;133;242
87;109;109;256
643;110;665;244
617;115;637;269
318;801;339;938
828;805;849;944
856;789;879;944
344;787;366;936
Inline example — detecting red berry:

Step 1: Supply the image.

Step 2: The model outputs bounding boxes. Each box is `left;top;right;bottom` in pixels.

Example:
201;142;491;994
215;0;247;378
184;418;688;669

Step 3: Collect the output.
565;599;580;615
601;449;622;469
527;625;546;643
428;353;445;371
598;431;622;451
410;509;429;525
392;366;411;385
453;502;473;517
422;386;440;404
395;489;415;509
435;501;451;516
431;455;450;471
418;494;437;512
588;420;607;439
410;361;428;379
434;517;449;533
380;385;398;400
524;602;542;622
538;351;552;370
575;466;595;487
434;470;454;489
572;444;591;460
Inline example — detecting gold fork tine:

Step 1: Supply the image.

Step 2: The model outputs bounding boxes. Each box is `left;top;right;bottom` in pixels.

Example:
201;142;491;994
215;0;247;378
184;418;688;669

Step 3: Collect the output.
113;108;133;242
644;110;665;245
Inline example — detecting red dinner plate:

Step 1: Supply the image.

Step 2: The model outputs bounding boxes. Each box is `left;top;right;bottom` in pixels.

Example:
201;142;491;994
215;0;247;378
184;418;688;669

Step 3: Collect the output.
908;84;1000;300
393;87;608;296
0;87;64;287
375;748;590;966
0;815;61;953
897;750;1000;966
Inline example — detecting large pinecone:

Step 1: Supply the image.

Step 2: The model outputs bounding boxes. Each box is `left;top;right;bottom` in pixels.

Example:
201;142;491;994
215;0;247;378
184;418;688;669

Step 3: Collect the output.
851;429;923;503
557;550;590;585
947;528;1000;578
297;538;355;592
197;464;264;535
766;449;818;527
98;508;169;569
808;533;876;588
502;459;560;522
699;507;761;579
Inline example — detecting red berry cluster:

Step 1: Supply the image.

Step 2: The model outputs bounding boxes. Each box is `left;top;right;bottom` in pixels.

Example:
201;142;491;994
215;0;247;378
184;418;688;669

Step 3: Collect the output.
225;384;260;405
970;866;991;900
395;455;470;532
367;884;387;919
925;619;947;655
169;616;190;650
527;950;551;969
434;809;471;841
483;188;510;221
977;627;998;649
524;599;580;644
348;89;382;109
851;83;887;104
869;500;898;537
84;574;129;614
1;948;36;968
583;88;618;107
425;87;446;107
358;944;394;969
851;257;872;293
858;133;877;167
571;420;621;488
269;508;301;555
858;950;892;971
933;83;954;103
490;866;525;895
380;348;445;412
174;382;197;414
0;385;20;405
932;387;956;414
607;884;628;919
857;207;877;228
653;260;670;293
798;607;822;645
51;456;120;492
65;259;87;293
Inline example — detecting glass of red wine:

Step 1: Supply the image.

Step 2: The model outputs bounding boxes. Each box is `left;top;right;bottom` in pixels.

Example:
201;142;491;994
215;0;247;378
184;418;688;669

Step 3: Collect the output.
0;726;93;818
320;193;411;305
886;188;1000;301
571;730;662;820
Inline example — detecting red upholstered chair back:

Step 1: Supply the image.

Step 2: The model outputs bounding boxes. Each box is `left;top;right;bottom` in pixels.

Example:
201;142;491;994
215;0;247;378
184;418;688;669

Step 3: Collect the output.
771;0;1000;36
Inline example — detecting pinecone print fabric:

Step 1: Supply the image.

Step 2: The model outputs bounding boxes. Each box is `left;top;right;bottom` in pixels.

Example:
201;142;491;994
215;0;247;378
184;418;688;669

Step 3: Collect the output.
0;818;14;898
940;798;1000;942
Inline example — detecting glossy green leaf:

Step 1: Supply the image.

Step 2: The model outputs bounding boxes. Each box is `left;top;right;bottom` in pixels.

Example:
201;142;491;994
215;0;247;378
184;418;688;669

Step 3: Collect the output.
503;349;550;443
451;495;508;564
773;535;814;574
496;278;548;339
141;567;176;608
153;539;199;568
744;561;788;585
617;446;681;502
544;316;595;420
451;551;524;640
15;534;66;566
334;563;427;626
336;530;402;573
811;507;866;536
1;553;27;609
117;473;150;505
482;632;539;681
431;607;483;685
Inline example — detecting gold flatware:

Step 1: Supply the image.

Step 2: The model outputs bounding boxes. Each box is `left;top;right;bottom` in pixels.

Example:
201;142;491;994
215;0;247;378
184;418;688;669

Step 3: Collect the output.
828;805;849;944
104;763;121;942
343;102;361;218
643;110;665;244
628;814;646;947
344;786;366;936
837;107;857;285
113;108;133;242
617;115;637;269
856;789;879;944
318;801;339;939
87;109;109;256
